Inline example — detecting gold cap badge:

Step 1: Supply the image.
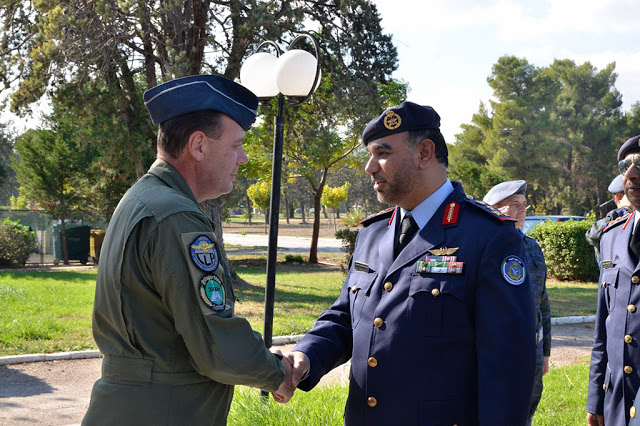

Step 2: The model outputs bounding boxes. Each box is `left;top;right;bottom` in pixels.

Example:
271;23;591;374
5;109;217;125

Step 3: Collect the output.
383;110;402;130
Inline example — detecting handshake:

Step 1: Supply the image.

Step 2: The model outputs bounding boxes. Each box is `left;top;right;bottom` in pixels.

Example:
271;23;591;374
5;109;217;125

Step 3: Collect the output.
270;349;310;403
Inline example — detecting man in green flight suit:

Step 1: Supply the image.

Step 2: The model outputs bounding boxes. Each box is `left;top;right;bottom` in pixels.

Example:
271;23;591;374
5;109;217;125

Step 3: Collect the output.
83;75;290;425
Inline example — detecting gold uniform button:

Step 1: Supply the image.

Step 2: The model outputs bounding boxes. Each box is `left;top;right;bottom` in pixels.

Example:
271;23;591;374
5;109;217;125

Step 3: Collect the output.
351;286;358;293
431;288;440;297
374;317;384;328
602;282;607;288
630;304;637;313
603;383;606;391
626;335;634;344
367;396;377;407
625;365;633;375
633;276;640;284
384;282;393;292
632;405;637;419
368;357;378;367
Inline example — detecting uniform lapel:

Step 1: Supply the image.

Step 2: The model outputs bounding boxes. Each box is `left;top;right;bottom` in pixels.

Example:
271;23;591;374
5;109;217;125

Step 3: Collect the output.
377;208;398;272
612;212;636;272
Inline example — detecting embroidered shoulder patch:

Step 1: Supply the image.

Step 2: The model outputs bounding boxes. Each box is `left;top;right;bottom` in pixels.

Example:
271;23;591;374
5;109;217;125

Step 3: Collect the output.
200;275;226;311
501;255;526;286
190;235;219;271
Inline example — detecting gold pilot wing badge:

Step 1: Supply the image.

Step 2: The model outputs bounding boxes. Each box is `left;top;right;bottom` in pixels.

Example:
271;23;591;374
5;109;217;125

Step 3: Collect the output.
428;247;459;256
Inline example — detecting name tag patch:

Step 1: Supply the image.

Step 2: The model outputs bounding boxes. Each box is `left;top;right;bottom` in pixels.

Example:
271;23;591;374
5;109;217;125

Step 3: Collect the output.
354;261;370;272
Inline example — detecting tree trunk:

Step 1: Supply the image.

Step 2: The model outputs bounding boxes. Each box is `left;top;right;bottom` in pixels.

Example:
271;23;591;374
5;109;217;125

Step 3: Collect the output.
284;193;290;224
301;201;306;224
309;197;322;264
309;168;329;263
60;219;69;265
246;194;252;225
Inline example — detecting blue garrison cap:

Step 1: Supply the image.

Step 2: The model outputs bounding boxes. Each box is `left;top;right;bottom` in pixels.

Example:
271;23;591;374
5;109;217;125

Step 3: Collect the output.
362;101;441;145
143;75;259;130
608;175;624;194
617;135;640;161
483;180;527;206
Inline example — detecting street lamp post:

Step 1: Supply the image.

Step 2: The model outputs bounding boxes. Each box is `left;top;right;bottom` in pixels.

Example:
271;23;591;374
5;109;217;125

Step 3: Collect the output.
240;34;321;355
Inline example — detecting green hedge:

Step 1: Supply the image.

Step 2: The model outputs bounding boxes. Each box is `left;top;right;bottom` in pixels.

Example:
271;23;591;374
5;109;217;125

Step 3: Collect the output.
0;218;37;267
528;219;599;282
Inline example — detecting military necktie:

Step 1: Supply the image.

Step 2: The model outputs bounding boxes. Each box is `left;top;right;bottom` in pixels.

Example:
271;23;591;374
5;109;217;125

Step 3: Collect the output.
630;225;640;261
394;212;419;258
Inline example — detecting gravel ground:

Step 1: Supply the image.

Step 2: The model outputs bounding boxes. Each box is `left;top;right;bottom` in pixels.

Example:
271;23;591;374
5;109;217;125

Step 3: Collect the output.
0;324;595;426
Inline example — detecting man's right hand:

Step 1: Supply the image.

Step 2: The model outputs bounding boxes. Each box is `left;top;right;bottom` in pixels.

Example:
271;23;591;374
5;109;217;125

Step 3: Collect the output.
271;351;310;404
586;412;604;426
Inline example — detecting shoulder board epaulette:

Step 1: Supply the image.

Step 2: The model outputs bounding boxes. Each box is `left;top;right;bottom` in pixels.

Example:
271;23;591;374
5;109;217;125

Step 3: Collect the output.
360;207;395;227
603;211;633;233
465;196;516;223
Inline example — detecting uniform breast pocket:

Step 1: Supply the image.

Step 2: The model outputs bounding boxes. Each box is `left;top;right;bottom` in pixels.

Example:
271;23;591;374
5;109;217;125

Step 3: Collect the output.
601;268;619;312
347;271;377;329
408;275;467;337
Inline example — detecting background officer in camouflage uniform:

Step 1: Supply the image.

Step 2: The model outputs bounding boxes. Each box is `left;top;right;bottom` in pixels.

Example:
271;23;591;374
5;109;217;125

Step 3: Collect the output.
83;75;289;425
484;180;551;426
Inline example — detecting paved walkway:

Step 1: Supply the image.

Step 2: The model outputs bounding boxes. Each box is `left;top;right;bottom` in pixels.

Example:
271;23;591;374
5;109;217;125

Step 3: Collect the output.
0;323;595;426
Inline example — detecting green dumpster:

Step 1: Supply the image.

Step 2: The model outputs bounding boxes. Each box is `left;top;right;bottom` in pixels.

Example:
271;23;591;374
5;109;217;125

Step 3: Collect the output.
52;224;91;265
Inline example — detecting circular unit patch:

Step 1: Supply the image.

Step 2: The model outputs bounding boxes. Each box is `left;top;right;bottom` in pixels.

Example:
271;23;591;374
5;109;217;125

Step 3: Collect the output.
501;255;526;286
200;275;225;311
190;235;219;272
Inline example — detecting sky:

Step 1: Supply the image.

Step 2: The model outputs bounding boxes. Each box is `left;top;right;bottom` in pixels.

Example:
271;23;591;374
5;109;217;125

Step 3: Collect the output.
372;0;640;142
4;0;640;142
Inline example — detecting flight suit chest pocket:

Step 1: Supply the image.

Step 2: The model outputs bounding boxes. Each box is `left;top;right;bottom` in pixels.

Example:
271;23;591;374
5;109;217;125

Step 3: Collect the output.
347;271;377;329
601;268;618;312
408;275;466;337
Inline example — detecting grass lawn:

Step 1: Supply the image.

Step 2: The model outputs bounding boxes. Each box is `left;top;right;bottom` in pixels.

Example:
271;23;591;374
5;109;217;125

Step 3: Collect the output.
227;361;590;425
0;269;97;356
0;253;598;356
547;278;598;317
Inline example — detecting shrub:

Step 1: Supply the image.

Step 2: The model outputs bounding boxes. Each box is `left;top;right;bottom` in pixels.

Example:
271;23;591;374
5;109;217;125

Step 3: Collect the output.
284;254;305;263
0;218;38;267
528;218;599;281
341;208;365;227
335;228;359;273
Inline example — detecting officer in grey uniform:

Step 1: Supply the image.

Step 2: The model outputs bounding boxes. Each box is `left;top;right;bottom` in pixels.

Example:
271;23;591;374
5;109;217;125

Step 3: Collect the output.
484;180;551;426
83;75;288;425
586;174;631;265
587;134;640;426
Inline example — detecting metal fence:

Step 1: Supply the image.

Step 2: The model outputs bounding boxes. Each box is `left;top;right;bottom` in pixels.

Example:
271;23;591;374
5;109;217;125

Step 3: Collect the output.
0;209;106;265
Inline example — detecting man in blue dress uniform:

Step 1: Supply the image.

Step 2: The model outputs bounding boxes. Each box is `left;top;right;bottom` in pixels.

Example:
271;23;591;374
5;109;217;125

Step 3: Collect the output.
273;102;536;425
484;180;551;426
586;174;631;266
588;134;640;426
